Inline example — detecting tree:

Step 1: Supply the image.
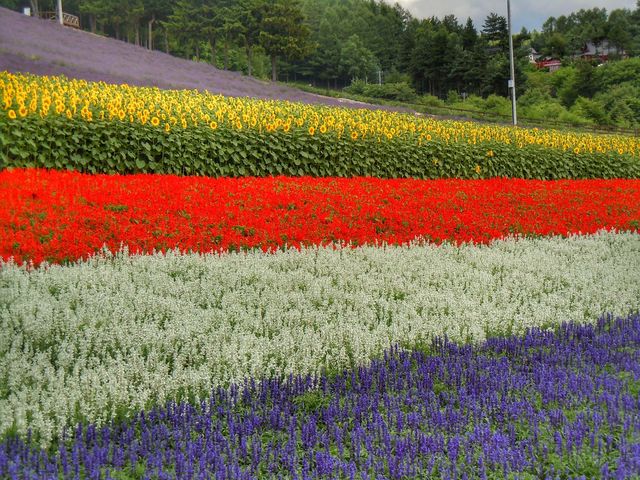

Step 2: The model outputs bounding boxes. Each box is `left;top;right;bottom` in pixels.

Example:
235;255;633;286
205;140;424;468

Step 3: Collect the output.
366;1;410;72
568;8;607;52
143;0;172;50
547;32;568;57
30;0;40;17
461;17;477;50
306;14;343;87
236;0;265;76
542;17;557;35
164;0;205;60
607;9;632;54
258;0;313;81
482;50;510;96
482;12;508;52
340;34;378;82
0;0;21;10
442;14;461;34
125;0;145;46
409;21;459;96
220;3;243;69
79;0;110;33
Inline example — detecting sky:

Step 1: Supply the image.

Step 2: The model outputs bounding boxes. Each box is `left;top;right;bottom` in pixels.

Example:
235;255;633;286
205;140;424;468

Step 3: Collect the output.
394;0;637;32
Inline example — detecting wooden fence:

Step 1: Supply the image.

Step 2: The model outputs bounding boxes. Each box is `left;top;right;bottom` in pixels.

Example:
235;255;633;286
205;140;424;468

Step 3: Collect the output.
39;11;80;29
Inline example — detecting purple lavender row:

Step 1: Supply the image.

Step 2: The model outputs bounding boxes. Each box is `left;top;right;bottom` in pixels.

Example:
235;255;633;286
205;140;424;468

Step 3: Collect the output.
2;313;640;479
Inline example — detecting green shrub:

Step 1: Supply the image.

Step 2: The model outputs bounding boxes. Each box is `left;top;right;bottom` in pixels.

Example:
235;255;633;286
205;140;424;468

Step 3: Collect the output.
416;94;446;108
446;90;461;105
571;97;611;125
344;81;417;102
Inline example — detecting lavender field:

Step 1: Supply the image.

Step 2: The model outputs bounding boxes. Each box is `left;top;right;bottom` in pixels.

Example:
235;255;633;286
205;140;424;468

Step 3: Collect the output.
0;7;381;109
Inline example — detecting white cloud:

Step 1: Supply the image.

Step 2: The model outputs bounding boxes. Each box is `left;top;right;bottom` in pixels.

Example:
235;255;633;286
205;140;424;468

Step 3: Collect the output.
395;0;636;31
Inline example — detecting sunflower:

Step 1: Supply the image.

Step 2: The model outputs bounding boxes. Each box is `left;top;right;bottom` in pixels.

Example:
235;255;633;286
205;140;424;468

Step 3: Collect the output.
18;106;28;117
7;109;16;119
151;117;160;127
308;126;315;136
351;131;358;140
209;120;217;130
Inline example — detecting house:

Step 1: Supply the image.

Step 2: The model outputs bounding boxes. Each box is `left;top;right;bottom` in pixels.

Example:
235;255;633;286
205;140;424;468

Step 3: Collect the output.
528;48;542;64
535;58;562;72
577;40;627;62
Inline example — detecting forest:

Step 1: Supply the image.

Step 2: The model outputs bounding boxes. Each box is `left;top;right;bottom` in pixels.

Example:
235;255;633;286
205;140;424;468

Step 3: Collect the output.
3;0;640;127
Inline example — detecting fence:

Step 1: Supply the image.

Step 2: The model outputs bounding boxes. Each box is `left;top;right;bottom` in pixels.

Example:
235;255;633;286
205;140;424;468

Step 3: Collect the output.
39;11;80;29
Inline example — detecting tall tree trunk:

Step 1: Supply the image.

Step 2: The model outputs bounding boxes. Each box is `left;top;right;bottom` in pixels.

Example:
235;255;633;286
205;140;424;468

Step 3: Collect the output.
164;29;169;54
271;55;277;82
209;39;217;67
89;15;96;33
195;42;200;62
246;45;253;76
30;0;39;17
148;15;155;50
135;23;140;46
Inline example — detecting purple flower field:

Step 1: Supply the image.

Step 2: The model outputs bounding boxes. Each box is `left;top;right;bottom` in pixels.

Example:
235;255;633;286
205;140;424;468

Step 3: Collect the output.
2;313;640;479
0;7;392;111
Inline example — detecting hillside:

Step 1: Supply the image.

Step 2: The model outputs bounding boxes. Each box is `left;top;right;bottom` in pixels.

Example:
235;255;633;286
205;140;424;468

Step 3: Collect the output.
0;7;372;109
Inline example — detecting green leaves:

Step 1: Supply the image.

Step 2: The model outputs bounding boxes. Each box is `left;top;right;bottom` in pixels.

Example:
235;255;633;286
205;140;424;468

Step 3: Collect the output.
2;116;639;179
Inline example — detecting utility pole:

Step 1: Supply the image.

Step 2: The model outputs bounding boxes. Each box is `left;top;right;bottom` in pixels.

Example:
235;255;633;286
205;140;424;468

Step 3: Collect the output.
507;0;517;125
57;0;63;25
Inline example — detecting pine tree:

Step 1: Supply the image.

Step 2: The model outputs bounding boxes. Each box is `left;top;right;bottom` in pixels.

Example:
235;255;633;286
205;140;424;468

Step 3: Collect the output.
258;0;313;82
482;12;508;53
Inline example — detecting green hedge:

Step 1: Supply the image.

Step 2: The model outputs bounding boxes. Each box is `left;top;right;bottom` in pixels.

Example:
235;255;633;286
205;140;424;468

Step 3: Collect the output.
1;115;639;179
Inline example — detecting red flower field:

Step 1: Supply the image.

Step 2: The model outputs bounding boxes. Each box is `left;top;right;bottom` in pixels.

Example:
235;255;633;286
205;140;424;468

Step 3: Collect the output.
1;168;639;265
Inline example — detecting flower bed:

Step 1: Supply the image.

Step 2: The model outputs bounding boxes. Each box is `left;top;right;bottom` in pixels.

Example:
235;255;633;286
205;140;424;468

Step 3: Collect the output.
3;72;640;477
2;73;639;179
2;169;639;265
2;231;639;445
3;313;640;478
